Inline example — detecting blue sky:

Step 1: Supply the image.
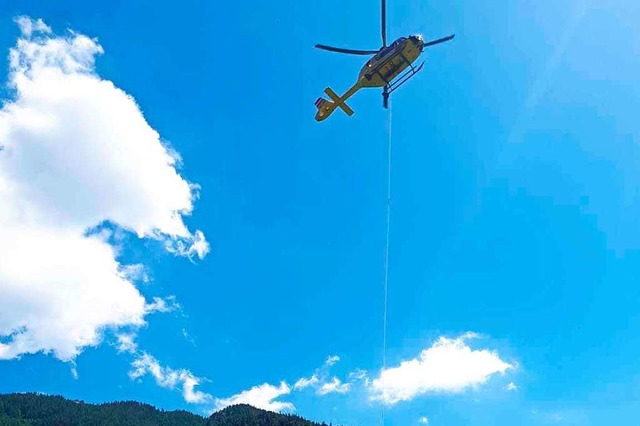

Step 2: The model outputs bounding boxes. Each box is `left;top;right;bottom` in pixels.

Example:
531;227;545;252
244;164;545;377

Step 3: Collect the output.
0;0;639;425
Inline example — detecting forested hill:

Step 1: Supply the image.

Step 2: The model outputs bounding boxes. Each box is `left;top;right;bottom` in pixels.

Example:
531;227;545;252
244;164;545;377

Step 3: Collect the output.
0;393;338;426
207;404;332;426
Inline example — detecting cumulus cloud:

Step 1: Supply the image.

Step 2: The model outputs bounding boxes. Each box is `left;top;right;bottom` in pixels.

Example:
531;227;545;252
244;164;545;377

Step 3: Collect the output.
317;377;350;396
0;17;208;361
214;382;294;413
419;416;429;424
370;333;512;405
506;382;518;392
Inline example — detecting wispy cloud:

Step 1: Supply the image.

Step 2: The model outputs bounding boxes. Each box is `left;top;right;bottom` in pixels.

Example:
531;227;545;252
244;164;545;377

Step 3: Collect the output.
145;296;180;314
14;16;51;37
181;328;197;346
318;377;351;396
129;353;213;405
293;354;354;396
115;333;138;354
127;350;296;412
348;369;369;383
294;375;319;390
325;355;340;366
370;333;513;405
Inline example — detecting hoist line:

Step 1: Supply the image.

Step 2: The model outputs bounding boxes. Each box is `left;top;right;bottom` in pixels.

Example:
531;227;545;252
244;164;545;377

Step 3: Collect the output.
381;101;392;426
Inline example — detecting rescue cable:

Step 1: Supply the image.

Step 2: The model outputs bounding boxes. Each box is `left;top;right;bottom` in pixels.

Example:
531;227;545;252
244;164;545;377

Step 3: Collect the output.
381;102;392;426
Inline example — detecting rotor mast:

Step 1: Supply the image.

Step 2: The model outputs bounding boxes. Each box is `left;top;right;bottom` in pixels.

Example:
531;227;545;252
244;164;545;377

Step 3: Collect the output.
381;0;387;48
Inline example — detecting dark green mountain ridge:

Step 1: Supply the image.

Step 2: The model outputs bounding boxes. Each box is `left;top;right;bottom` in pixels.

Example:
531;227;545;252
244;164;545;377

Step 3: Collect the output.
0;393;340;426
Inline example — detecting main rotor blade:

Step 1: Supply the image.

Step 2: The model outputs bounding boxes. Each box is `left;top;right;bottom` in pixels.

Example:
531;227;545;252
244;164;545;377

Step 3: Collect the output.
315;44;379;55
381;0;387;47
423;34;456;48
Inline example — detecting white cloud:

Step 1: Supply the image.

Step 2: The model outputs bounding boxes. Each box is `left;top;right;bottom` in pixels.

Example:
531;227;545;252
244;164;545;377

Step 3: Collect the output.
318;377;351;396
0;18;207;361
181;328;197;346
214;382;294;413
129;353;212;404
0;229;147;360
294;375;319;390
348;369;368;382
419;416;429;424
165;229;210;260
145;296;180;314
293;355;351;395
370;333;512;405
119;264;149;284
70;363;79;380
115;333;138;354
325;355;340;366
506;382;518;392
14;16;51;38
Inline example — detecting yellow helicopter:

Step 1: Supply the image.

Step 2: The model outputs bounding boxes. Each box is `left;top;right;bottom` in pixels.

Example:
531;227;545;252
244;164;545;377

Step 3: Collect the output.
314;0;454;121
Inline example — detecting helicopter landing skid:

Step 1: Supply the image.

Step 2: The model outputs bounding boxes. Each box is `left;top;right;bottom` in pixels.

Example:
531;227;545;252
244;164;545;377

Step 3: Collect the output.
387;61;425;95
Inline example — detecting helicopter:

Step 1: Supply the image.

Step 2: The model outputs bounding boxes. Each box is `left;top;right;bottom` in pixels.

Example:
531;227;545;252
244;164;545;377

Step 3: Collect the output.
314;0;455;121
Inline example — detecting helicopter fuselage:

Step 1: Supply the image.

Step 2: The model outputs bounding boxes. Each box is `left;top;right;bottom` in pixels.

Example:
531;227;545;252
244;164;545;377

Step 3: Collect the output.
314;34;449;122
358;36;424;88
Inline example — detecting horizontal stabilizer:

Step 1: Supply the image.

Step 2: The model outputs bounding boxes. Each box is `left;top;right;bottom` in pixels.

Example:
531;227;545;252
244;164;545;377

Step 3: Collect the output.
324;87;354;116
314;84;361;122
